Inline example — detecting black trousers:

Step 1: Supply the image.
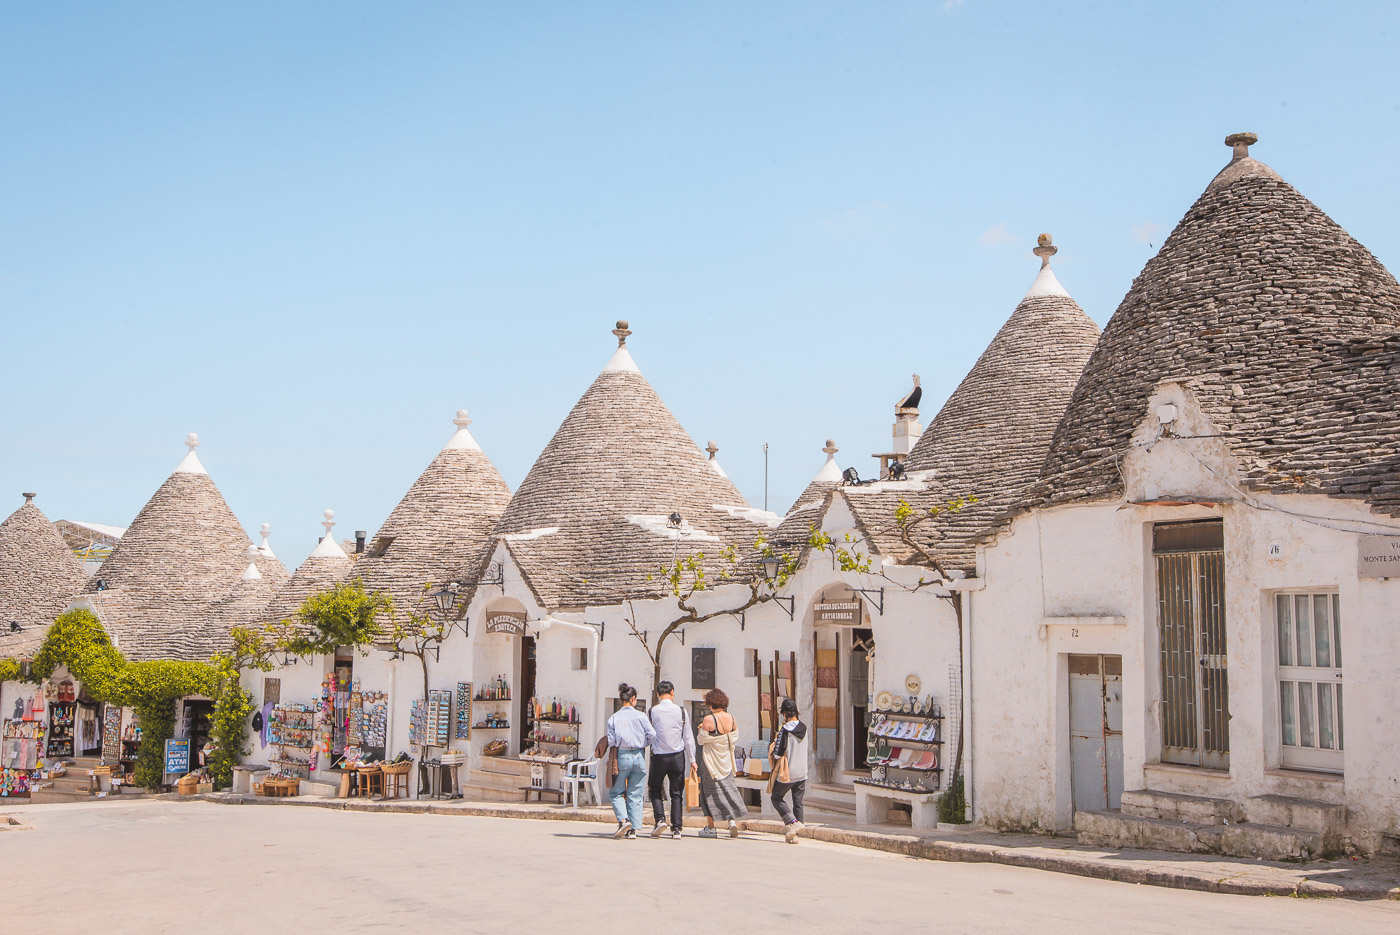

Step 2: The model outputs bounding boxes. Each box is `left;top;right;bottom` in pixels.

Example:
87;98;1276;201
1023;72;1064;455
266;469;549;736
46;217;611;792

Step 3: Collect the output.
771;779;806;824
648;750;687;829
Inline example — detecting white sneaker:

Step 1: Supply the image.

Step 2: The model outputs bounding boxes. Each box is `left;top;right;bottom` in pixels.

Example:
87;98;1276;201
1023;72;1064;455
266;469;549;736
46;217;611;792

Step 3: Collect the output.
784;821;804;844
613;821;632;839
728;820;740;838
650;821;665;838
698;826;717;838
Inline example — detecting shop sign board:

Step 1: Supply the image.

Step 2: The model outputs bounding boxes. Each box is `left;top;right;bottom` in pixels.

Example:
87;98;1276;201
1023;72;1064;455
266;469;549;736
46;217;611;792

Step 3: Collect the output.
165;737;191;775
815;600;861;624
485;612;526;636
1358;535;1400;577
691;648;716;690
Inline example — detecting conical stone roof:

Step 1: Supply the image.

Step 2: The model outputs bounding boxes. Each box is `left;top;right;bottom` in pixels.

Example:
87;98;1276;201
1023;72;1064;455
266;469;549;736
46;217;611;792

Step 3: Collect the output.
351;412;512;614
262;511;353;624
491;322;776;607
847;240;1100;571
0;494;89;657
769;441;845;550
1034;133;1400;512
79;434;289;660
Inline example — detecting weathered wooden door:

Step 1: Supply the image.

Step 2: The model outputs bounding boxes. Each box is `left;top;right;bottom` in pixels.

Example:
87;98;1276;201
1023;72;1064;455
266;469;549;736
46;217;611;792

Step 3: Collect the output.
1154;521;1229;769
1069;654;1123;813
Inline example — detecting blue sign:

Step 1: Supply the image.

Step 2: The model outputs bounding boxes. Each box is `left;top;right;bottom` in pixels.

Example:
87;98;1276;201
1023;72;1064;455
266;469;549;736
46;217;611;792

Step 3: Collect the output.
165;738;191;775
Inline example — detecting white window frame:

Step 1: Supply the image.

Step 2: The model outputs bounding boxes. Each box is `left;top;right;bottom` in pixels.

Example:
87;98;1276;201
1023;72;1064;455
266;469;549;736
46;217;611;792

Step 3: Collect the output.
1272;590;1344;773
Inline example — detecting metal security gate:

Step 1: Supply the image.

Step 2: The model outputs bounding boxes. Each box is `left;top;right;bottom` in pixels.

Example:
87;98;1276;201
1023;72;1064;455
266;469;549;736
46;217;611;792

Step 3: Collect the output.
1154;521;1229;769
1069;654;1123;813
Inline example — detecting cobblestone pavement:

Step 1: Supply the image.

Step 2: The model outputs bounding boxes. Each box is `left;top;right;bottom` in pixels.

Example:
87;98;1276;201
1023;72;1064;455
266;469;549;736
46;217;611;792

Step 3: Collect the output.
3;799;1398;934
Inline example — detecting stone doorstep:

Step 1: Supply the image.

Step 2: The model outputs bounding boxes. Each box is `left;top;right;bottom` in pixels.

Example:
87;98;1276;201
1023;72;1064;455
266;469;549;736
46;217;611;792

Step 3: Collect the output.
156;794;1400;899
1245;793;1345;835
1203;823;1324;861
1075;809;1213;854
1120;788;1243;825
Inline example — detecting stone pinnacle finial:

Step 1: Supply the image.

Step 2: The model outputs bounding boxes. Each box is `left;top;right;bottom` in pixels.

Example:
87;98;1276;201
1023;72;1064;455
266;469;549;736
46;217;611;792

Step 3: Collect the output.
1226;132;1258;160
612;320;632;347
1033;233;1058;269
322;509;336;536
706;440;719;460
454;409;471;428
823;439;838;458
185;432;200;452
22;492;35;504
913;374;920;387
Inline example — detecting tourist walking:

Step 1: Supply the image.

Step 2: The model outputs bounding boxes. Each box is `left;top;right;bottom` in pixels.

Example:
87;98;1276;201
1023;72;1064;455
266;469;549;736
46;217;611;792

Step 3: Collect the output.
696;687;747;838
769;698;808;843
606;682;655;839
648;679;697;838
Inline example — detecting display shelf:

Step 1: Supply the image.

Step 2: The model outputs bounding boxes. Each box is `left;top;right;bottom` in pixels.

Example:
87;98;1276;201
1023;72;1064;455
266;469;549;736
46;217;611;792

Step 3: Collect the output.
532;716;580;725
471;724;510;730
473;695;511;702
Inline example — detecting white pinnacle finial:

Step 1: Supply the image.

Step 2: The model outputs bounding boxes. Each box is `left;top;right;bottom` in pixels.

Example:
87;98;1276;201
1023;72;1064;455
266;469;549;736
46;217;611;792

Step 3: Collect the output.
258;523;276;558
454;409;471;428
247;544;259;557
185;432;199;452
706;440;719;460
322;509;336;537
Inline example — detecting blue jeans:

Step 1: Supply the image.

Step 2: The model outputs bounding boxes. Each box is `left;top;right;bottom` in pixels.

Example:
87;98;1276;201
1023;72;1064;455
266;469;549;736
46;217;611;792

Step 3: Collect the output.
609;748;646;829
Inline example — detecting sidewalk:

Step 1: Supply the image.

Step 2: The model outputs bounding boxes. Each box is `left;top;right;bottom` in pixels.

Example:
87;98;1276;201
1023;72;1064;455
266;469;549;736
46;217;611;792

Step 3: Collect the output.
158;791;1400;900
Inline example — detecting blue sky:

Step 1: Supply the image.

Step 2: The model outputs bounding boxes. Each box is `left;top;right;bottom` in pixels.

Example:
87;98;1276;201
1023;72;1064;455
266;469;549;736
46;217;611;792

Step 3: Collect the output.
4;2;1399;564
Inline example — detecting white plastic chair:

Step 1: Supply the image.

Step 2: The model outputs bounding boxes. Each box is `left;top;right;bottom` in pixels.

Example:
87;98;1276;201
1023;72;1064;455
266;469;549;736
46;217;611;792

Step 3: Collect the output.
562;758;602;806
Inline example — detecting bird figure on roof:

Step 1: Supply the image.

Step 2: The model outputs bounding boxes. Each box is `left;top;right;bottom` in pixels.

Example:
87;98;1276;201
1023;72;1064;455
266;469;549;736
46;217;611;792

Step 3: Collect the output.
897;374;922;412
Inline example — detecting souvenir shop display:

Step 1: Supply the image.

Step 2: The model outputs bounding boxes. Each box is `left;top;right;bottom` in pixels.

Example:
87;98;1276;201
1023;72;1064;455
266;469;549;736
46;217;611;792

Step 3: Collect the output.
117;717;143;784
474;676;511;701
522;696;579;762
856;693;943;793
455;682;472;740
409;690;451;748
472;712;509;730
346;689;388;760
1;719;45;796
268;703;315;775
101;705;122;761
45;701;75;758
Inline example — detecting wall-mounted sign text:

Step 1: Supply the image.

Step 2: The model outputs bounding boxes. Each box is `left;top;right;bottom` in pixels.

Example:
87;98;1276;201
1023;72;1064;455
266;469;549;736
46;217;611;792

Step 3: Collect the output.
815;600;860;623
1358;535;1400;578
485;612;526;636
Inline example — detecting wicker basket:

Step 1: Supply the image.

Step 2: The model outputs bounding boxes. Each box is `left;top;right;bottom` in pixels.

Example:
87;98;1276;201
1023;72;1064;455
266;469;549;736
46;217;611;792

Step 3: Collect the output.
482;739;508;757
380;761;413;776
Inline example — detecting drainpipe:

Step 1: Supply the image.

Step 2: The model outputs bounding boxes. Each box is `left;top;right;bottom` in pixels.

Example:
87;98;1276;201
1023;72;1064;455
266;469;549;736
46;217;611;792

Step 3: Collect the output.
962;589;974;822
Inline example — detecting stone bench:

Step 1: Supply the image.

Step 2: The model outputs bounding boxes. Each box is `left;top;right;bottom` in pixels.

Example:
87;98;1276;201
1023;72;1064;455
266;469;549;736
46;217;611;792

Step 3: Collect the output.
854;782;939;830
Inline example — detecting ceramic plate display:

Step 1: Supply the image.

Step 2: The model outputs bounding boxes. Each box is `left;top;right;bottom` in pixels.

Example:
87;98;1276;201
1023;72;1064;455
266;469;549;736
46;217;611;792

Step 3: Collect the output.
875;691;894;711
905;673;921;694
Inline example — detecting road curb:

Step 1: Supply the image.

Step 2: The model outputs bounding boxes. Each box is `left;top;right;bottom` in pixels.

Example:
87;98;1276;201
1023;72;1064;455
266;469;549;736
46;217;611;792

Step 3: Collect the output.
159;793;1399;900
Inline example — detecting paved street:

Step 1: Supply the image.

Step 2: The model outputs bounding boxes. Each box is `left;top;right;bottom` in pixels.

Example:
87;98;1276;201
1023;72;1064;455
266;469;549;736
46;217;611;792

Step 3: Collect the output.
2;800;1397;934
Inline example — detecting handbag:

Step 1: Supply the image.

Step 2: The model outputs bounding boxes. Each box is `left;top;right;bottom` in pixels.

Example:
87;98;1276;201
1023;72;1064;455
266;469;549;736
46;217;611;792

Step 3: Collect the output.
685;773;700;809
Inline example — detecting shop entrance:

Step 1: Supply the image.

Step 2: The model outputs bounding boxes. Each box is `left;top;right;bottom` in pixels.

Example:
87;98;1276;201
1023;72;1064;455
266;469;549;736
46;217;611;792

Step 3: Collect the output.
849;628;873;771
1069;654;1123;813
517;635;536;754
180;699;214;770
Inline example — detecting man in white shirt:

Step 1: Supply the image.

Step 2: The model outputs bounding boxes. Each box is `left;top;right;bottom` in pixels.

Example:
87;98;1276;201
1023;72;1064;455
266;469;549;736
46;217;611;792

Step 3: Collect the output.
647;680;697;838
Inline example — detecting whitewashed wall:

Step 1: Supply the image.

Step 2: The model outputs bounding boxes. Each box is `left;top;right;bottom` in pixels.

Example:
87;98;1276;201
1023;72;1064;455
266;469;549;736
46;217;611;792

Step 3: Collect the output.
970;384;1400;851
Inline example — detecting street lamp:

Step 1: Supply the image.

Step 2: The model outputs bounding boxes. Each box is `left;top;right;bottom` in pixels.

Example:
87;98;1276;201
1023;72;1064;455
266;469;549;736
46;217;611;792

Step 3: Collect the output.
760;555;781;583
430;582;466;636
